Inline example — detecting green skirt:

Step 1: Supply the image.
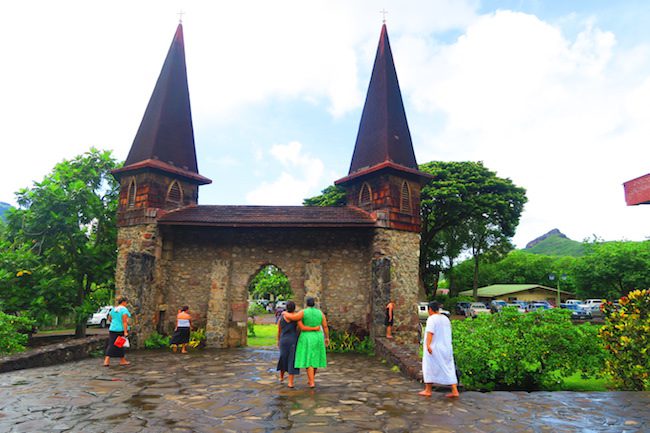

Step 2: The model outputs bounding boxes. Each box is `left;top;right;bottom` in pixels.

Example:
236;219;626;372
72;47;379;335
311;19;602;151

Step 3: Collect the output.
294;331;327;369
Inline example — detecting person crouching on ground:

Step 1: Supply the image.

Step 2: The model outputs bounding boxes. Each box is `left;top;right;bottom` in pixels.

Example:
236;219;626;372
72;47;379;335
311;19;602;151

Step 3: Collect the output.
103;296;131;367
420;301;459;398
170;306;192;354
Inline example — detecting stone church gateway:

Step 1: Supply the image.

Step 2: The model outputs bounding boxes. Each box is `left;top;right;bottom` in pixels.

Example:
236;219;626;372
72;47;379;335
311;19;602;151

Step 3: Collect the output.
112;23;431;348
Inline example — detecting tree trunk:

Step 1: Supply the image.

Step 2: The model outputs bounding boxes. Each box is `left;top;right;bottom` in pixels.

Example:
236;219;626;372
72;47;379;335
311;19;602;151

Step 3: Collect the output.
472;253;480;300
448;257;456;297
74;277;88;338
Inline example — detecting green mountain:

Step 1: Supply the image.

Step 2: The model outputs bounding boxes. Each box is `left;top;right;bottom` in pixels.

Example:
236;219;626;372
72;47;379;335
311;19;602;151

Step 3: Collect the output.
523;229;584;256
0;202;13;221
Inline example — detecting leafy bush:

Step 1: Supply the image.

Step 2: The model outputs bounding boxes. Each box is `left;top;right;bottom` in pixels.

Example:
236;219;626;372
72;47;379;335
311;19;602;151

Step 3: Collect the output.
600;289;650;390
0;311;35;355
453;308;604;391
247;303;266;337
327;329;375;356
189;328;206;349
143;331;170;349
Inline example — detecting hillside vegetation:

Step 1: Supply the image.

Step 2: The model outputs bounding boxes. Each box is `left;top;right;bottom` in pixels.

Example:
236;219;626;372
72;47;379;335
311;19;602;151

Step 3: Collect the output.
524;229;584;256
0;202;11;221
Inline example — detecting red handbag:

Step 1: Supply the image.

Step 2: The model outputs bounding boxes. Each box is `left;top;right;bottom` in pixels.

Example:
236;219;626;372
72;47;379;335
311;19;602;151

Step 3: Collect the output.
114;336;127;348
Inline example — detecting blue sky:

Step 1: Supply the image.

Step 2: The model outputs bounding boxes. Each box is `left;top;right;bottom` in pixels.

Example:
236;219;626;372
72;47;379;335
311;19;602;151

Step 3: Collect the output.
2;0;649;247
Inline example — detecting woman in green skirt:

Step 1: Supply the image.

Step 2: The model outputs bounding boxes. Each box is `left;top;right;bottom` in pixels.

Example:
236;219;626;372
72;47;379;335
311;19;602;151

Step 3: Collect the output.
292;297;329;388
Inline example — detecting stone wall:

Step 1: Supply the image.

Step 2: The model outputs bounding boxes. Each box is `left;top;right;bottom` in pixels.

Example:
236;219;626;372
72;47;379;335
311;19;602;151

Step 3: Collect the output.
115;223;163;346
371;228;421;347
0;336;107;373
157;226;374;348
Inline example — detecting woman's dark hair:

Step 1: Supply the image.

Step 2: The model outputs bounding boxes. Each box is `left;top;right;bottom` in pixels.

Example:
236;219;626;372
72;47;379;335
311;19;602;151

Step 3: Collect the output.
428;301;440;312
117;296;128;305
306;297;315;307
180;305;189;312
286;301;296;313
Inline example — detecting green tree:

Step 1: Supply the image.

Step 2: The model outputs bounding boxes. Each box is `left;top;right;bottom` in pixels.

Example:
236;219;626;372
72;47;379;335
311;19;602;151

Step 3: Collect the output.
0;239;74;324
419;161;527;297
453;250;578;293
303;185;347;206
248;265;293;301
4;148;120;337
573;240;650;299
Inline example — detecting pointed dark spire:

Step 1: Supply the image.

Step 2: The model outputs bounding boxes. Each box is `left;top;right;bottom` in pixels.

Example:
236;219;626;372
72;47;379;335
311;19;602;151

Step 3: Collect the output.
347;24;418;177
119;24;209;184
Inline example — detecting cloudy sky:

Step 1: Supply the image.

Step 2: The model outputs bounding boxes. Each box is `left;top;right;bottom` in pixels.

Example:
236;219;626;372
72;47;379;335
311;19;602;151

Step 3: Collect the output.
2;0;650;247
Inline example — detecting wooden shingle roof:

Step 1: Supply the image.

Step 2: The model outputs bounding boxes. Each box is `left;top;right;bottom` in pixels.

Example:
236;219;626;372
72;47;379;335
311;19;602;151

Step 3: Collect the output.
158;205;377;228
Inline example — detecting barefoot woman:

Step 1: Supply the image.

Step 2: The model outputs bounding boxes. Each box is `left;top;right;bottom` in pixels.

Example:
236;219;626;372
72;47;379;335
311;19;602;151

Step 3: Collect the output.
292;297;329;388
420;301;459;398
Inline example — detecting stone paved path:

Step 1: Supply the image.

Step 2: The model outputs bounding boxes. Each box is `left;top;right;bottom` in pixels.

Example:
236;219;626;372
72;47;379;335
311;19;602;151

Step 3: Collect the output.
0;348;648;432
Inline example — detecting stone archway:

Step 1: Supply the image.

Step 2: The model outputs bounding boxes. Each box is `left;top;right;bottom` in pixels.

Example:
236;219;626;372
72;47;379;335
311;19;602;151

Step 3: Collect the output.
205;257;324;348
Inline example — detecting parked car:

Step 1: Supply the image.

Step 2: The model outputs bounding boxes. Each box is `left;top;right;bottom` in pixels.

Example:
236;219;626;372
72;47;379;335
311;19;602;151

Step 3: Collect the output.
455;302;472;316
534;300;554;308
489;300;508;313
86;306;112;328
583;299;604;314
467;302;490;318
417;302;450;320
527;302;551;312
275;301;287;312
561;303;592;320
564;299;584;306
504;303;526;313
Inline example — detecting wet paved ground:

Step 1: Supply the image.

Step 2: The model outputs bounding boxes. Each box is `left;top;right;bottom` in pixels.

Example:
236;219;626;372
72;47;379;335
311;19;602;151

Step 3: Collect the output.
0;348;648;433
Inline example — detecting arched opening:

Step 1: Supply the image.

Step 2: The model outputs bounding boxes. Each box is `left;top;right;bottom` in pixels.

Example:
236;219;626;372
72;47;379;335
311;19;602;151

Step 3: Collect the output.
246;264;294;344
400;180;411;213
359;182;372;206
167;180;183;204
127;178;137;208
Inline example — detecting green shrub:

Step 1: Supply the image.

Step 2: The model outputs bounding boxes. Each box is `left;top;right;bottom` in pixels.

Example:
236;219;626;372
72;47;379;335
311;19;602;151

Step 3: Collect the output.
327;329;374;356
600;289;650;390
453;308;604;391
0;311;35;355
143;331;170;349
247;303;266;337
189;328;206;349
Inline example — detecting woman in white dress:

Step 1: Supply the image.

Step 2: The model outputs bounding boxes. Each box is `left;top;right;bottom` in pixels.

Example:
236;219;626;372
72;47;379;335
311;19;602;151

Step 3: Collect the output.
419;301;459;398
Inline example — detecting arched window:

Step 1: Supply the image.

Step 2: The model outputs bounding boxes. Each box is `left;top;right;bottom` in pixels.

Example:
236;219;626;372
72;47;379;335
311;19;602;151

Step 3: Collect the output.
359;182;372;206
400;181;411;213
127;178;137;208
167;180;183;204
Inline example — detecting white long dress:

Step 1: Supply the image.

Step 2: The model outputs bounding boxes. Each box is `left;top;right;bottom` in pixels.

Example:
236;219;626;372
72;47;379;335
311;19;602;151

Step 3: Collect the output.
422;313;458;385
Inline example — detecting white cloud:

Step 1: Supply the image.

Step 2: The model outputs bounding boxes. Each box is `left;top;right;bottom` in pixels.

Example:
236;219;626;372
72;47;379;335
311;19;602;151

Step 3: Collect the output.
246;141;325;205
394;10;650;246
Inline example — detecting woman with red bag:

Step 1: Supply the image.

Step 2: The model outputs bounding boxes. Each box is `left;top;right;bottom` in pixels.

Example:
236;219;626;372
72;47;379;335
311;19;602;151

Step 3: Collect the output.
103;296;132;367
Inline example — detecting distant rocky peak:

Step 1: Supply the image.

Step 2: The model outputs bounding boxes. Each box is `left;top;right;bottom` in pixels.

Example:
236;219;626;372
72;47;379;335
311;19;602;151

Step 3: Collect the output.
525;229;568;249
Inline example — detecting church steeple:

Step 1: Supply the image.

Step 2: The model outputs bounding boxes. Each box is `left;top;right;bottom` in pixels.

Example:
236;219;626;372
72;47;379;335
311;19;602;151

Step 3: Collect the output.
115;23;210;185
113;24;210;226
336;24;430;232
347;23;418;177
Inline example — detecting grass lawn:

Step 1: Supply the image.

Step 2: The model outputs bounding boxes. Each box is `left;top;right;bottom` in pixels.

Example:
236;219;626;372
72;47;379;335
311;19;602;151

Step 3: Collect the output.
248;323;277;347
548;372;610;392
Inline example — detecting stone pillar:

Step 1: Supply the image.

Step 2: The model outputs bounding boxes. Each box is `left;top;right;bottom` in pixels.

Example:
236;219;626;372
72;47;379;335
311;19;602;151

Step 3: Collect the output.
115;223;162;348
304;260;323;308
206;259;231;348
372;228;421;347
